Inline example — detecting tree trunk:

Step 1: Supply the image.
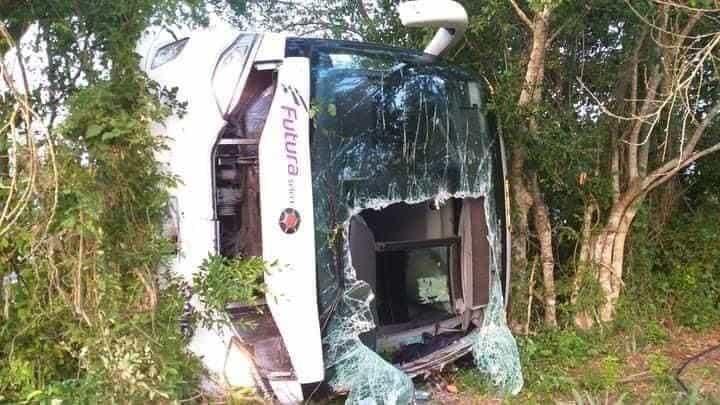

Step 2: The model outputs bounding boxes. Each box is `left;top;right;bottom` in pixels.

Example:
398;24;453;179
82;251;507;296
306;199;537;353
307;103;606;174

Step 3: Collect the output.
531;175;557;327
508;146;533;329
510;147;533;274
598;202;638;322
574;193;641;328
573;202;597;329
508;6;552;329
518;10;550;107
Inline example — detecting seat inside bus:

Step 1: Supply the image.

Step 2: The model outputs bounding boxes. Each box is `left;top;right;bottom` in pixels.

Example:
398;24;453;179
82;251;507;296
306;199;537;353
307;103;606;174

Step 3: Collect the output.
349;197;491;354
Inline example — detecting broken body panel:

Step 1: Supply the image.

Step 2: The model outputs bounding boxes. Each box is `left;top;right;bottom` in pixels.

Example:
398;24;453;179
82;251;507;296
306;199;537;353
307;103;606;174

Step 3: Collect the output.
146;30;518;403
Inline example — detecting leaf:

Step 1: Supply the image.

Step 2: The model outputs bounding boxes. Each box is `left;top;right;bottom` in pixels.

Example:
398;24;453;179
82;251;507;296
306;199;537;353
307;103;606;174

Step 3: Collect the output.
60;215;77;229
86;124;104;138
24;390;43;401
327;103;337;117
102;129;122;141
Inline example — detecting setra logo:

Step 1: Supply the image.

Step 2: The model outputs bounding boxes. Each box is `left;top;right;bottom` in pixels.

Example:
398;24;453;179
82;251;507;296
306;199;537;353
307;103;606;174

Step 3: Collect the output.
278;208;301;234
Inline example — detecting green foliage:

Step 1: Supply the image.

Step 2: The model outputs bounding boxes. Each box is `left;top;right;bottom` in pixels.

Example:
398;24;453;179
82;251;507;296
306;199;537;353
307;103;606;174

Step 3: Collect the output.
248;0;410;46
0;0;247;401
621;200;720;332
454;367;497;396
664;268;720;330
518;329;601;393
689;0;717;8
580;355;621;392
193;255;267;312
571;264;606;316
0;275;201;403
647;354;672;380
571;390;627;405
660;205;720;330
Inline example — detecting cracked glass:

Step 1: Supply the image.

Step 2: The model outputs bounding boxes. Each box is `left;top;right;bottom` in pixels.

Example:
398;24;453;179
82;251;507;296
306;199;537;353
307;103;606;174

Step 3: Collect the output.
305;41;523;402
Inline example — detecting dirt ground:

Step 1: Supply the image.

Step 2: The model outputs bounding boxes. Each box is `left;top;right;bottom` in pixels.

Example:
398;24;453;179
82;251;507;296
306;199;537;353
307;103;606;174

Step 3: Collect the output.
623;326;720;400
418;326;720;404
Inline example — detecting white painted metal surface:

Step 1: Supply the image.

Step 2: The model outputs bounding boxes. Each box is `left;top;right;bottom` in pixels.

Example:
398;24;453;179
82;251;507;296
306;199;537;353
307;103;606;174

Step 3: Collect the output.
145;29;324;391
255;32;287;65
145;29;258;388
258;57;324;384
398;0;468;57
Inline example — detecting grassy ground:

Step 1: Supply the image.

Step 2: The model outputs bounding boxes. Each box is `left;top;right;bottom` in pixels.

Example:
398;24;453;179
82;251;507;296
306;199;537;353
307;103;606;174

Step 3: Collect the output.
419;324;720;404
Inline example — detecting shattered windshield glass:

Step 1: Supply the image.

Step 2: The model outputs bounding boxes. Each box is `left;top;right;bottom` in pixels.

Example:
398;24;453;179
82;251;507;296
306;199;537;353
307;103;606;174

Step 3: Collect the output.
307;41;523;403
311;47;486;200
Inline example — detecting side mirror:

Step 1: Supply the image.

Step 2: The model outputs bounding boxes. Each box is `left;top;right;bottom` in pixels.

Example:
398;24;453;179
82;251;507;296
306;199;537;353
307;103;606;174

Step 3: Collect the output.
398;0;469;57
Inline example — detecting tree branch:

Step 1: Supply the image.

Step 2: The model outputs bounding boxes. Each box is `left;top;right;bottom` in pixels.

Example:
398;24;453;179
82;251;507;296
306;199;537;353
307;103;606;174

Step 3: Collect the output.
627;65;662;181
356;0;370;21
642;102;720;190
625;0;717;40
652;0;720;13
546;18;571;46
677;11;705;46
644;141;720;192
509;0;534;30
682;102;720;156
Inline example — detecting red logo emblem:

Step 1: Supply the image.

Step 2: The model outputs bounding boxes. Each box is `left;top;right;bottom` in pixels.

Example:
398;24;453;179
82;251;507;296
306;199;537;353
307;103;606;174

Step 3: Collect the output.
279;208;301;234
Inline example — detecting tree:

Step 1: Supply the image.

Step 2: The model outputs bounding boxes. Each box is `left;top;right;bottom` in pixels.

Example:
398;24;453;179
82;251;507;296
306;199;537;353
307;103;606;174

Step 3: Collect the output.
504;0;565;329
1;1;246;401
449;0;720;330
249;0;407;43
573;1;720;327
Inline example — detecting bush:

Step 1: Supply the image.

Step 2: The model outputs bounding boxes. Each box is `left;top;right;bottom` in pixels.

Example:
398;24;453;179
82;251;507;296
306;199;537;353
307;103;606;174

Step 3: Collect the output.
579;355;621;392
622;201;720;331
193;255;267;312
518;329;603;393
0;78;202;402
0;279;201;403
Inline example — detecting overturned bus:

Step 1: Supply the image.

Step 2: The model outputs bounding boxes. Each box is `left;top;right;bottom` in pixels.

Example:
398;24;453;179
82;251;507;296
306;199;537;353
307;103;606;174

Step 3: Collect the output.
144;1;522;402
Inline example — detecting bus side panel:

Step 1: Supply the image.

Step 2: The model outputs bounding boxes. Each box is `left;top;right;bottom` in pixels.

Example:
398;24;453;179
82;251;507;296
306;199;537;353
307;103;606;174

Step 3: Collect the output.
258;57;324;384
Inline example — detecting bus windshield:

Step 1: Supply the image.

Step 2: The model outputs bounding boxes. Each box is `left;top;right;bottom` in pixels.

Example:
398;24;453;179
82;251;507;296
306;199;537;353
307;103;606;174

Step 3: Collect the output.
309;44;495;202
304;41;520;400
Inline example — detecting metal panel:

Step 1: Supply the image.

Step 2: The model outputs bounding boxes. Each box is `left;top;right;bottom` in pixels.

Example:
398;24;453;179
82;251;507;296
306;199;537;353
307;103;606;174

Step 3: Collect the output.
258;57;324;384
